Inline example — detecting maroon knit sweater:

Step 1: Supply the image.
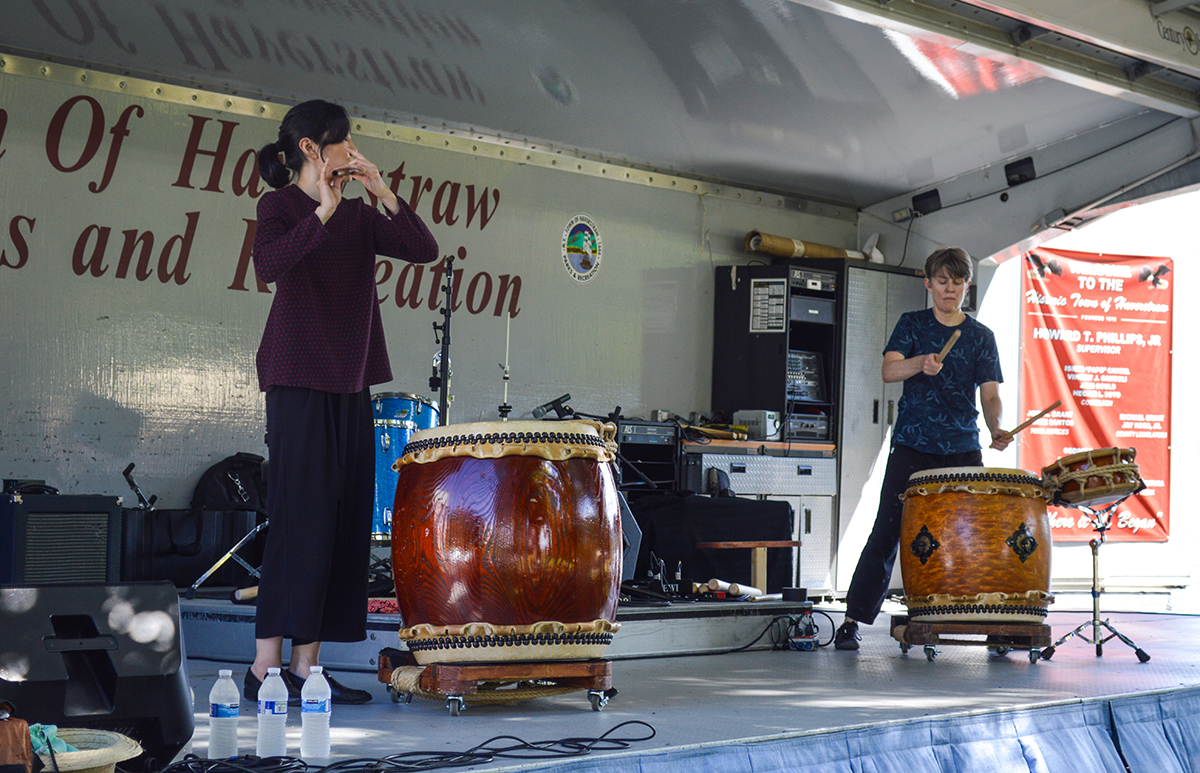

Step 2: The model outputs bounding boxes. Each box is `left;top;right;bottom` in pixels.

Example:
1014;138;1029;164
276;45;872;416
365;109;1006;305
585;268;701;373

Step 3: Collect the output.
253;185;439;393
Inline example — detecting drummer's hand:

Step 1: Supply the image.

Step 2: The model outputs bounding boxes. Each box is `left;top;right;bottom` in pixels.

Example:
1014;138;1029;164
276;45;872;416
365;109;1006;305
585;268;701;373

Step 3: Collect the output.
921;353;943;376
989;428;1013;451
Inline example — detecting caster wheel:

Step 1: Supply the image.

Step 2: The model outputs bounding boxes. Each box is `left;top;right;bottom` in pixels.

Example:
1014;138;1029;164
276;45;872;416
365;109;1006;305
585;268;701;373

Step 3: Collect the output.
447;696;464;716
1136;648;1151;663
1096;644;1104;657
1029;649;1041;664
899;643;911;654
1041;646;1056;661
924;645;938;662
388;687;401;703
589;691;608;711
989;646;1010;657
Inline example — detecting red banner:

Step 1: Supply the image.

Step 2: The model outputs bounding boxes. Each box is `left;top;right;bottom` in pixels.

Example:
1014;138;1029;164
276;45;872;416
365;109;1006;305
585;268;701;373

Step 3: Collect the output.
1019;247;1172;542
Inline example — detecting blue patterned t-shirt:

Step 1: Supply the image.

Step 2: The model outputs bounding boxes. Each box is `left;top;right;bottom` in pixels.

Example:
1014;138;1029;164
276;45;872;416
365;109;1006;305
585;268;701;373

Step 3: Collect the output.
886;309;1003;454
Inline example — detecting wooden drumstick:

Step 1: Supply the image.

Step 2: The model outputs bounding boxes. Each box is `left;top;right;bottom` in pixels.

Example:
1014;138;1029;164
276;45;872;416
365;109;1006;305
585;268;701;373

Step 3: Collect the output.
935;330;961;363
1003;400;1063;438
233;586;258;602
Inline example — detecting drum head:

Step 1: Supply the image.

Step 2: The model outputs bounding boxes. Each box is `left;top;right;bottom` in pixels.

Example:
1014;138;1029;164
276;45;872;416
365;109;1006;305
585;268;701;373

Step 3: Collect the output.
397;419;618;468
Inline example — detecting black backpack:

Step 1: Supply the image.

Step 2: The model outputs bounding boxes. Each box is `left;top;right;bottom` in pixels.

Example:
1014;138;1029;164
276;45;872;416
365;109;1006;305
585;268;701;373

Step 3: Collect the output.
163;452;267;557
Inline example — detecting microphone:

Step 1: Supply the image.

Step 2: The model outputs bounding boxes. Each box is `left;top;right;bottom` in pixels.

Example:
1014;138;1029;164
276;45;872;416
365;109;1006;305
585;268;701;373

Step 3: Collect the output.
532;394;572;420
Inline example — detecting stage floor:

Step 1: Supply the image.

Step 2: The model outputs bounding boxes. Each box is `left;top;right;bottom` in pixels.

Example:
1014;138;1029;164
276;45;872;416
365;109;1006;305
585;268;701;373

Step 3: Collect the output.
176;597;1200;770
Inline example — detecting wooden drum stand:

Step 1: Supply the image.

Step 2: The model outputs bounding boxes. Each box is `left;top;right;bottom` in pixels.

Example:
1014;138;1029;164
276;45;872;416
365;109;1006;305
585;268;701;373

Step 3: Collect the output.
378;649;616;716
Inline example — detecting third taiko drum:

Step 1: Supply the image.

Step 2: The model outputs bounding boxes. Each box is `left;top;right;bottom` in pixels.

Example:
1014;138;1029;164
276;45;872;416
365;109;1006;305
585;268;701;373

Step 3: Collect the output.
390;419;622;665
899;467;1054;623
1040;447;1140;508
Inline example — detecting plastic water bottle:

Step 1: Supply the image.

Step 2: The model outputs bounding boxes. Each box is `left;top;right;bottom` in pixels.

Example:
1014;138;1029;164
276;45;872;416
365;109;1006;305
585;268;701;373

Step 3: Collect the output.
207;669;240;759
255;667;289;758
299;666;332;759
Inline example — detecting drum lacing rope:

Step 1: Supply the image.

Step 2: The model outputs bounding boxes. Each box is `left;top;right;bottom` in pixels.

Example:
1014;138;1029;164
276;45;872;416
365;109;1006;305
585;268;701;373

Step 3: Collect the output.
403;431;609;456
390;665;585;704
404;630;615;652
907;471;1042;488
907;604;1050;619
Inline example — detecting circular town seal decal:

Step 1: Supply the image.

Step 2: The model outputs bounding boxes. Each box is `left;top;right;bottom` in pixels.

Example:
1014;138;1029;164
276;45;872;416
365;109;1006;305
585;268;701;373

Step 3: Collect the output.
561;214;602;283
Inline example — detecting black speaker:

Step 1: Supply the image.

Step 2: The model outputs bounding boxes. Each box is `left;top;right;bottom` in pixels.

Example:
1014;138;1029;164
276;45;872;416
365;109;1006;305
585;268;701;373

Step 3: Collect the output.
0;495;122;584
0;582;194;771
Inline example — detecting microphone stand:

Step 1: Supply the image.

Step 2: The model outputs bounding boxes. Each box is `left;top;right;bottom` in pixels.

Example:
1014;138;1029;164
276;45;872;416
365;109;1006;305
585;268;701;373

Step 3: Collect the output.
430;254;454;426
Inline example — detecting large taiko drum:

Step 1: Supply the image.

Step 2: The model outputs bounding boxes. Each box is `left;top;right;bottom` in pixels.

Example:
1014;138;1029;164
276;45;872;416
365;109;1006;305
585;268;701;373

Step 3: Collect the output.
1040;447;1140;508
390;419;622;664
899;467;1054;624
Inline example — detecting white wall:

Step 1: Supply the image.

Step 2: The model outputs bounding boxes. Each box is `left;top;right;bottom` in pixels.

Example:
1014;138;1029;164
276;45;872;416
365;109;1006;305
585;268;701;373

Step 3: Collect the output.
0;63;854;508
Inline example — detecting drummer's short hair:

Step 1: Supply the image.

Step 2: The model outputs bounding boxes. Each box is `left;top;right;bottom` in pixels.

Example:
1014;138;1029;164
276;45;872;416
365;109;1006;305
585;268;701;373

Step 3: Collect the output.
925;247;973;282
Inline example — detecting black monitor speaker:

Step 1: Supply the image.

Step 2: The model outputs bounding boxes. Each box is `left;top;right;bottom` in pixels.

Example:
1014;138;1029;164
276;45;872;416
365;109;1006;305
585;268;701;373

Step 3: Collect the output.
0;582;194;771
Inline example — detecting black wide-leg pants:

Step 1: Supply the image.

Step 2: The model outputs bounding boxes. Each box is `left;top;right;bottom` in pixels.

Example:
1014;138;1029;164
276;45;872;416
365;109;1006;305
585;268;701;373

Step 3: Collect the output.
256;386;374;643
843;443;983;625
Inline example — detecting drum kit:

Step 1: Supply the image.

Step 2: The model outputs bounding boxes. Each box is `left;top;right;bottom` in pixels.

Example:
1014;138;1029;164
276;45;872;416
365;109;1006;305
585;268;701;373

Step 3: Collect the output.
893;441;1149;663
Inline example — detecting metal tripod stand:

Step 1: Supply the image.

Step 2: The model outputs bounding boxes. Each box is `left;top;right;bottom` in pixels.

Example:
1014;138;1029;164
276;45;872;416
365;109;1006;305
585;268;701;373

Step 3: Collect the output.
1040;499;1150;663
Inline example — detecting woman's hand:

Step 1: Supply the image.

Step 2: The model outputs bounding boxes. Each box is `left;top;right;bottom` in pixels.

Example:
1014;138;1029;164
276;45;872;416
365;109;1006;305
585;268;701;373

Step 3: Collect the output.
314;154;345;223
333;145;400;215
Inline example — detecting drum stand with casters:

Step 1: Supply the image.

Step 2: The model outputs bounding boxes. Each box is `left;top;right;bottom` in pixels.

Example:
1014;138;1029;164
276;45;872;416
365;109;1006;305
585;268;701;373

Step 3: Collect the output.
890;616;1052;663
377;649;616;716
1040;500;1150;663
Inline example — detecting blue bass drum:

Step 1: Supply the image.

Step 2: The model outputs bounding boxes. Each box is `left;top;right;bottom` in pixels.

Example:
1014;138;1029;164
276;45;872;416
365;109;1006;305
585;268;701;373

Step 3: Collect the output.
372;392;439;539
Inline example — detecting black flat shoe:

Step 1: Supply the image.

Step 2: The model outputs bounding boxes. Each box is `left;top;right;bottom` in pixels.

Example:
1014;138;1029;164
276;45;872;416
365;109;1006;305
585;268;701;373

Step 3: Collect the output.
281;667;372;705
243;668;302;706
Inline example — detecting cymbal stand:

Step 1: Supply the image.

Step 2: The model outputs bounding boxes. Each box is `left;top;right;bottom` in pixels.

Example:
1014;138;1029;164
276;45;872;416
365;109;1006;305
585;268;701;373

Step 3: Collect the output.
1041;499;1150;663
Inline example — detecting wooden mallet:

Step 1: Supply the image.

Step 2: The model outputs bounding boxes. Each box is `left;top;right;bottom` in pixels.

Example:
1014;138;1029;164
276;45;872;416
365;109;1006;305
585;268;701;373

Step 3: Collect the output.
935;330;961;363
1002;400;1063;438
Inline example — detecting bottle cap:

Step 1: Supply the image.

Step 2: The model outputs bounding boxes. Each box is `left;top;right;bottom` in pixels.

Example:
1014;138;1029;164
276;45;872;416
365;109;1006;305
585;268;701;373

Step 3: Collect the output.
267;667;280;675
219;669;232;677
310;666;323;674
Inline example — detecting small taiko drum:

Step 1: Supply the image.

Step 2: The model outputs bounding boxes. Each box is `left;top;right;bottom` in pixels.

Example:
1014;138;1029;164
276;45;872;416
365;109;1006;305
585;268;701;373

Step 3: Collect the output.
899;467;1054;623
1040;447;1140;508
390;419;622;664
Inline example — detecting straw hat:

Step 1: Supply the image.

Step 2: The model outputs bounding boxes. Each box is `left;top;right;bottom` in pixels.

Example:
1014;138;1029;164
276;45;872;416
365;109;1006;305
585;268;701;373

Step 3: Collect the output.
36;729;142;773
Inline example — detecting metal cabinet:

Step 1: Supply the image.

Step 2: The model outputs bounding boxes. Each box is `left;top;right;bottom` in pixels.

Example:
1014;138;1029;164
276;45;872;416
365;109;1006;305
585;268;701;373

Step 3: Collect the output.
834;265;927;589
683;449;836;593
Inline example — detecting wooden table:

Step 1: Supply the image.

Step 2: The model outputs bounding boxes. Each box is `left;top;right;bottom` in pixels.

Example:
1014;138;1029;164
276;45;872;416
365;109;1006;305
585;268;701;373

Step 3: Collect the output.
694;540;802;593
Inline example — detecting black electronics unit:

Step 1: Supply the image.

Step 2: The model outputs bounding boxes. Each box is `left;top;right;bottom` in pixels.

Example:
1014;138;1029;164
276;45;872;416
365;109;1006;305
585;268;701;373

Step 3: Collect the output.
616;420;680;496
785;413;830;441
712;263;838;432
787;350;827;403
0;581;194;771
0;495;122;584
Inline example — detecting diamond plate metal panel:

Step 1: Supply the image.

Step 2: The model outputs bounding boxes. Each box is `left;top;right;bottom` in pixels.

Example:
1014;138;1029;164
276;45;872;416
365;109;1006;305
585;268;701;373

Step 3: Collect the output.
796;495;834;591
839;268;889;531
698;455;836;496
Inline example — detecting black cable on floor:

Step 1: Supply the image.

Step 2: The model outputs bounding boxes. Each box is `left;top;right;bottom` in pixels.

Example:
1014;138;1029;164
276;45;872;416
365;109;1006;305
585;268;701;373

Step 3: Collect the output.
150;721;656;773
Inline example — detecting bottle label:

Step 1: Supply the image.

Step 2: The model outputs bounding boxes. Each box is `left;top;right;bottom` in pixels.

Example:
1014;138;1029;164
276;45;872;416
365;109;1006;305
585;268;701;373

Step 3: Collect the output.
210;702;239;719
301;698;331;714
258;700;288;716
